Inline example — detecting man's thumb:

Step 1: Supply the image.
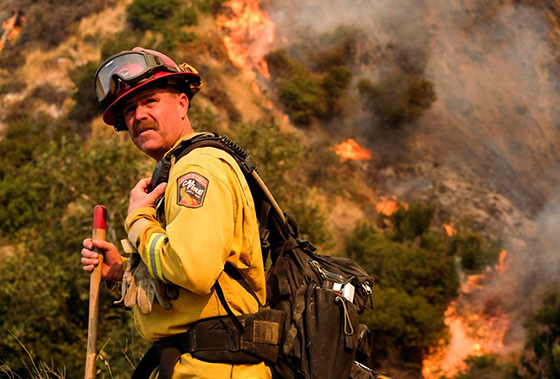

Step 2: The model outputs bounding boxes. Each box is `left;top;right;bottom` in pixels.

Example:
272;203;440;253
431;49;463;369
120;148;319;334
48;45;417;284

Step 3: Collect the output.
151;182;167;198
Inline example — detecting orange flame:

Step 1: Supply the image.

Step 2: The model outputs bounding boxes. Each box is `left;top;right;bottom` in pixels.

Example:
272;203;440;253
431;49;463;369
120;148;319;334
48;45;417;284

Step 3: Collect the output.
422;255;512;378
0;9;24;53
461;274;484;294
375;195;408;216
422;302;510;378
443;223;457;236
494;249;508;273
217;0;275;80
334;139;373;162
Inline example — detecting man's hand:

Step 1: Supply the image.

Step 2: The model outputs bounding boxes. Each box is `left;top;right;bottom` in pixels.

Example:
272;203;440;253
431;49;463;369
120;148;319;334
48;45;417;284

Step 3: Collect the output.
128;177;167;214
81;238;124;283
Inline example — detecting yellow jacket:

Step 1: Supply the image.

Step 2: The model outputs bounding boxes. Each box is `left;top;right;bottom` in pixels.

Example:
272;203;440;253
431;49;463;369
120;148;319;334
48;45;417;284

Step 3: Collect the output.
125;134;270;378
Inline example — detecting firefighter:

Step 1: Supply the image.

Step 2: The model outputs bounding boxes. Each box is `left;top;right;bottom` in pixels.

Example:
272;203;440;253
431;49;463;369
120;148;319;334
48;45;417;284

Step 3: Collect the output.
80;47;270;378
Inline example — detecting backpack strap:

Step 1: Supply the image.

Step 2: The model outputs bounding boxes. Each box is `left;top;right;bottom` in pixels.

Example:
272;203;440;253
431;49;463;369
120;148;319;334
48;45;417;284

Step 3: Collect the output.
213;262;266;335
223;262;263;309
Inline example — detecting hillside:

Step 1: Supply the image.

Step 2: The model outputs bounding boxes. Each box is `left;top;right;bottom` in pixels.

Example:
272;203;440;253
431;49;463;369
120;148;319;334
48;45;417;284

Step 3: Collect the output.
1;0;560;378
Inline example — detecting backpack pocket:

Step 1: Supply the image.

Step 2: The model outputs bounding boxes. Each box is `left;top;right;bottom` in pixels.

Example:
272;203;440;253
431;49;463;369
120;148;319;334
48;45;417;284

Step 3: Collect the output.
277;283;360;379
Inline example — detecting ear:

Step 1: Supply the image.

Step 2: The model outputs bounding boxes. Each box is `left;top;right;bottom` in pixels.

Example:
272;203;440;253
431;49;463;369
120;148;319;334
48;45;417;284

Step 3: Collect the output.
177;92;189;119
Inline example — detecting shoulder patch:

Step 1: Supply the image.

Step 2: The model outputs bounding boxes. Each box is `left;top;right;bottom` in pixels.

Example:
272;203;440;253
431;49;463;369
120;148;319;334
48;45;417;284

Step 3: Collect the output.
177;172;209;208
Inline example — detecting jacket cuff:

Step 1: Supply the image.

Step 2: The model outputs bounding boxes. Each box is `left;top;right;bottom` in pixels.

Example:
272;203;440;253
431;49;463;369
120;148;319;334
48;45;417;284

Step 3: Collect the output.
125;207;157;248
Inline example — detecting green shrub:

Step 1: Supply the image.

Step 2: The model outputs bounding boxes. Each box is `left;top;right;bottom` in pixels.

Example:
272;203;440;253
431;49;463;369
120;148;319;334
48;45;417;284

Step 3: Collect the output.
358;71;437;127
449;232;501;271
68;61;103;135
189;105;219;133
266;50;329;125
277;76;327;125
266;50;306;80
160;29;197;54
0;136;152;377
346;222;459;365
193;0;227;15
175;7;199;26
511;292;560;378
390;201;435;242
266;49;352;125
127;0;179;31
100;30;143;60
309;26;360;71
0;113;63;182
321;65;353;119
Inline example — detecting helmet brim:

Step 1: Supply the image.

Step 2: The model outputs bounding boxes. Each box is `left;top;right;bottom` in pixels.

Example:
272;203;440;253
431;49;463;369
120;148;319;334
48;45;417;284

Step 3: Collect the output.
102;71;200;127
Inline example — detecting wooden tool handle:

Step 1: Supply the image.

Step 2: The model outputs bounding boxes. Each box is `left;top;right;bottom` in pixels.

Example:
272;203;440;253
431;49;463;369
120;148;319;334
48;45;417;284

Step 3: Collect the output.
85;205;107;379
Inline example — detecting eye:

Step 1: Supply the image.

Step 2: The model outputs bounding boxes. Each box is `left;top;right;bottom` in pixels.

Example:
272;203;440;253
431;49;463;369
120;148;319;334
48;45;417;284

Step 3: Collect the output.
123;104;136;117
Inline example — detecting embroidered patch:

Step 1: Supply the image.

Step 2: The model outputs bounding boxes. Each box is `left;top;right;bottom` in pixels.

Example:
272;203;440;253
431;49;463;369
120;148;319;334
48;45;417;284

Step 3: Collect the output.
177;172;209;208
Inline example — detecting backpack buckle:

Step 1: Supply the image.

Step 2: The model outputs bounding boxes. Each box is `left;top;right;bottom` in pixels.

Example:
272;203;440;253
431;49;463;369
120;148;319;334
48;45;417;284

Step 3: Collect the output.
297;238;317;253
227;328;241;352
186;328;197;353
239;156;257;174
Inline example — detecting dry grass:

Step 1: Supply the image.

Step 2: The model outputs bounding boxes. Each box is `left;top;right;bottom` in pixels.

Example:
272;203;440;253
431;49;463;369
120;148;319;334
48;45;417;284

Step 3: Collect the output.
0;333;66;379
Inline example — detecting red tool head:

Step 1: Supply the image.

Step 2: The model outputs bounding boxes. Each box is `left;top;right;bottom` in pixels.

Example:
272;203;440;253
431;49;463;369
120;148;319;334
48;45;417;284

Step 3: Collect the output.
92;205;107;230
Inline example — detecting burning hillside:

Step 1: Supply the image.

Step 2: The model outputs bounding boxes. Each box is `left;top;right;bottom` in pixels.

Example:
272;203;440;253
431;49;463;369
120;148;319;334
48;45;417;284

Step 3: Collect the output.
217;0;274;80
1;0;560;377
219;2;560;374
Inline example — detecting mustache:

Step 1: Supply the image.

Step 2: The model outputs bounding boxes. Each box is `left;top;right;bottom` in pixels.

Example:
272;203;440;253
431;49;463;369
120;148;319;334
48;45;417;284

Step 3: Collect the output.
132;119;159;138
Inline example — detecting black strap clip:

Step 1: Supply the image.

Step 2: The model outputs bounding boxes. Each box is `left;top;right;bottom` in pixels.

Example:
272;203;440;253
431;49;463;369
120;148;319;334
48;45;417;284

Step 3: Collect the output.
186;328;196;353
239;156;257;174
227;328;241;352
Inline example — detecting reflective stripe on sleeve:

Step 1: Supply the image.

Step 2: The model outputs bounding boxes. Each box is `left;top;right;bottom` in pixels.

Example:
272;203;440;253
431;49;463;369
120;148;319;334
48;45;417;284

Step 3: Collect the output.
145;232;168;282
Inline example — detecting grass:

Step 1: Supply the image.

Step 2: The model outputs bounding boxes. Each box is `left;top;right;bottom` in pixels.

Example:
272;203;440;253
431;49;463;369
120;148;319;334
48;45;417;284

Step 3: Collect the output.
0;332;66;379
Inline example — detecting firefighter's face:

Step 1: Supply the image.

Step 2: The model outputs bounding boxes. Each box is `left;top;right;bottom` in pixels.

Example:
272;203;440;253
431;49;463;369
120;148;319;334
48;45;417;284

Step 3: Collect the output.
122;87;191;160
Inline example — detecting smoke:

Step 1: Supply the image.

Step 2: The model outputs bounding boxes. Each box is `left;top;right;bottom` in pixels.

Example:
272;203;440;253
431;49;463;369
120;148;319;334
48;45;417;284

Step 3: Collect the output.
420;1;560;211
265;0;560;365
506;194;560;307
267;0;560;213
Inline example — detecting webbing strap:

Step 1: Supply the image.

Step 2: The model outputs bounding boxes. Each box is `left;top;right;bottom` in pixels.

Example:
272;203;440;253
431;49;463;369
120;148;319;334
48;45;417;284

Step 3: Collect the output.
275;238;299;296
336;296;356;351
159;346;182;379
132;325;254;378
132;345;159;379
282;285;307;355
259;201;272;267
259;201;272;241
224;262;262;309
214;280;246;334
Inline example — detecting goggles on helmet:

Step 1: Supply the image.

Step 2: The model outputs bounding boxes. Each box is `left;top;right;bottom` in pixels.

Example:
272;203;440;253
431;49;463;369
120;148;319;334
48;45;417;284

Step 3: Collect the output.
94;50;179;108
